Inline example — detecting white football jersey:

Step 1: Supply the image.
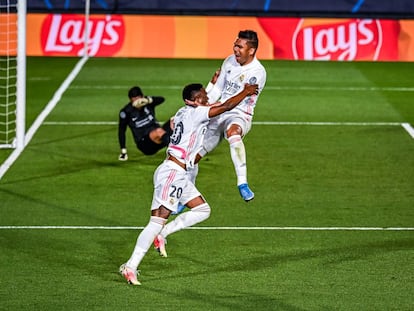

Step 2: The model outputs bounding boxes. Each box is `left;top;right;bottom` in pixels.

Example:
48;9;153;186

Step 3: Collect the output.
167;105;210;169
207;54;266;116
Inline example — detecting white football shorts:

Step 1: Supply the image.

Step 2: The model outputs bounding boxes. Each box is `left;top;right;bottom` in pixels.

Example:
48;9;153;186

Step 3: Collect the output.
201;109;253;155
151;160;201;213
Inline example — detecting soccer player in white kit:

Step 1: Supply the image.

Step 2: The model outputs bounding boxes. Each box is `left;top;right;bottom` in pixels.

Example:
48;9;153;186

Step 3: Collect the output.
119;82;258;285
198;29;267;202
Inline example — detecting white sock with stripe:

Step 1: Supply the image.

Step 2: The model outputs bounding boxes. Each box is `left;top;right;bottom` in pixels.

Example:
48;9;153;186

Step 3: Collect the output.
228;135;247;185
160;203;211;238
126;216;166;270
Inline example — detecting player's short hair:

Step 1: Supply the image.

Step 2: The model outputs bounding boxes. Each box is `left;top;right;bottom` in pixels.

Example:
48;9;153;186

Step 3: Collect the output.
238;30;259;50
128;86;143;99
182;83;203;101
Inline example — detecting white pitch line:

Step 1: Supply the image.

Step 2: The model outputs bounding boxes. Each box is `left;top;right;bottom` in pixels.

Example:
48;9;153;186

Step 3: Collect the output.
252;121;403;126
0;226;413;231
68;85;414;92
402;123;414;139
44;121;116;125
43;121;404;126
0;56;89;180
42;121;414;140
265;86;414;92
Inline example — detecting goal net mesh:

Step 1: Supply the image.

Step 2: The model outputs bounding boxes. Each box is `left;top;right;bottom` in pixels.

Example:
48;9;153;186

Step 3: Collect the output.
0;0;18;148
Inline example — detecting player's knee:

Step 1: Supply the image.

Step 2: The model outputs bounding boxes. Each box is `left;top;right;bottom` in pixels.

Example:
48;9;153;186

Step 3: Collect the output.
149;128;165;142
226;124;243;138
191;203;211;220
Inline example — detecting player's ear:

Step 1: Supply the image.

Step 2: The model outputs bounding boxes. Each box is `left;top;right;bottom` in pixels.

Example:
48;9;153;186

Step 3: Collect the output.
249;47;256;56
185;99;197;107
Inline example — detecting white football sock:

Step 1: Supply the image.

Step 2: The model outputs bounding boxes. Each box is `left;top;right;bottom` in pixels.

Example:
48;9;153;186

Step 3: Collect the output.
160;203;211;238
126;216;166;270
228;135;247;185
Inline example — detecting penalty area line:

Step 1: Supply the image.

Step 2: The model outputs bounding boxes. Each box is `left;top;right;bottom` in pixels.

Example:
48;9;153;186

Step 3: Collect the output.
0;226;413;231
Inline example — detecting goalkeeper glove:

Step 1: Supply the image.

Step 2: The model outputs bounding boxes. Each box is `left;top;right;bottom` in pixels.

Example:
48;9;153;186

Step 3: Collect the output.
132;96;153;108
118;148;128;161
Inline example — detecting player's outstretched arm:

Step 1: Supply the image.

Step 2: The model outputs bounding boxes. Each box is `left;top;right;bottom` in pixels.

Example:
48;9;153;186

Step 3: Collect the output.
208;84;258;118
118;111;129;161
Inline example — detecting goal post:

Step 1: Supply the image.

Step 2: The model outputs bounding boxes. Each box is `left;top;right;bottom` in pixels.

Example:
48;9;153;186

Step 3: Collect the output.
16;0;26;150
0;0;25;149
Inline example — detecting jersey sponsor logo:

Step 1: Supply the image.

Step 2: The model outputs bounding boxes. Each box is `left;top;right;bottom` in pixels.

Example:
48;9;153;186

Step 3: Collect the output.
224;80;241;95
41;14;125;56
134;118;152;128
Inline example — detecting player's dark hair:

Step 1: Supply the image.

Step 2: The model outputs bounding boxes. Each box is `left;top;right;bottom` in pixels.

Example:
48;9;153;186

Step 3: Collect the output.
238;30;259;50
128;86;143;99
182;83;203;101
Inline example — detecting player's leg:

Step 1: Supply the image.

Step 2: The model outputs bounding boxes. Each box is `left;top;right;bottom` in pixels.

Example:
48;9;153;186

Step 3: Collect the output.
201;117;224;156
137;134;166;155
149;127;169;145
160;196;210;238
170;202;187;215
162;117;174;138
225;116;254;201
120;163;183;284
155;200;211;257
120;212;167;284
171;160;200;216
155;183;211;255
187;118;223;186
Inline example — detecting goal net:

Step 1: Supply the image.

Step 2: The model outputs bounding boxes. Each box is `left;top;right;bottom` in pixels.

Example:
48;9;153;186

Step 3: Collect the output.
0;1;91;179
0;0;25;149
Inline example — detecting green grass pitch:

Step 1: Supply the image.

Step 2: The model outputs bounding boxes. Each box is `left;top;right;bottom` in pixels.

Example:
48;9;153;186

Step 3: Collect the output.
0;57;413;310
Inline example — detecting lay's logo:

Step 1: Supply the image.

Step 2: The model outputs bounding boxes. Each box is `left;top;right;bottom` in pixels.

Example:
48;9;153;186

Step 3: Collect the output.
292;19;382;61
41;14;125;56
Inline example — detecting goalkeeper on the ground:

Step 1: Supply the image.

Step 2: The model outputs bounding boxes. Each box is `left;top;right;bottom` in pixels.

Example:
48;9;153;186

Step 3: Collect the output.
118;86;173;160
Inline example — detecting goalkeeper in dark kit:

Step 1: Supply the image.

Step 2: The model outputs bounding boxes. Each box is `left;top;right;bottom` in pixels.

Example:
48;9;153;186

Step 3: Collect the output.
118;86;173;160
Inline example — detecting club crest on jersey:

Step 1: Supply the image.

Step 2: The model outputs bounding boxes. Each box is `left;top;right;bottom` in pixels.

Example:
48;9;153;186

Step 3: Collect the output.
239;74;245;82
249;77;257;84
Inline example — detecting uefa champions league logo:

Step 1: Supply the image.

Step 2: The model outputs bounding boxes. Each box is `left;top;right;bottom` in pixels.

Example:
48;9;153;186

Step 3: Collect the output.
43;0;109;10
249;77;257;84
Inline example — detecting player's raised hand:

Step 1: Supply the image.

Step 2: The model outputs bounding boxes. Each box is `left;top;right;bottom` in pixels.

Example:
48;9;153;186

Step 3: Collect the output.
132;96;153;108
210;69;221;84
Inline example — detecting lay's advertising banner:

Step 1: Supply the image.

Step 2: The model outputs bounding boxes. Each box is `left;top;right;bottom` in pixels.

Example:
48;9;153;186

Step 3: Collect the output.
4;14;414;61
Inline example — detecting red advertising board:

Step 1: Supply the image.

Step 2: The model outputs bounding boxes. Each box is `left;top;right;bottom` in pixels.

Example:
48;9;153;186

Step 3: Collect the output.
39;14;125;57
258;18;402;61
2;14;414;61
